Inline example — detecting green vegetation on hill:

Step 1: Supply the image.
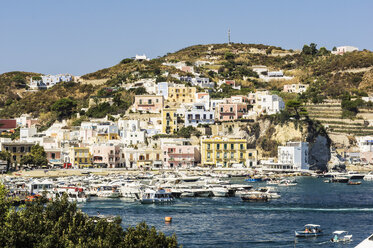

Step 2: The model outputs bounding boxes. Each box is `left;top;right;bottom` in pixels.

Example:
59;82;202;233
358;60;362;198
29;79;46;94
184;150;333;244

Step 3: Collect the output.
1;42;373;125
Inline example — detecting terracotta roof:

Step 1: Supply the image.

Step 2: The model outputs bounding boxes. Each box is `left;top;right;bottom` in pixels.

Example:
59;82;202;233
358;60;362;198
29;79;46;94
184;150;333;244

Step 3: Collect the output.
0;120;16;130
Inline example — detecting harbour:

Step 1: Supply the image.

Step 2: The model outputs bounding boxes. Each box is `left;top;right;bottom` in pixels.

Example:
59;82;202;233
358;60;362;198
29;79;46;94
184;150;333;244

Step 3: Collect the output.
3;173;373;247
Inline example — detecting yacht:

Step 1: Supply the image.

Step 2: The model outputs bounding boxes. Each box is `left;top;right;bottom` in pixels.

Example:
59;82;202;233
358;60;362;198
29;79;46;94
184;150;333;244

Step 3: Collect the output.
140;188;174;204
363;172;373;181
52;187;89;203
210;187;229;197
95;185;121;198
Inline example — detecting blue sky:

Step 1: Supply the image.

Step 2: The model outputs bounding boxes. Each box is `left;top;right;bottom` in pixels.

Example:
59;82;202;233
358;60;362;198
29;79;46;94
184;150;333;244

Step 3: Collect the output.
0;0;372;75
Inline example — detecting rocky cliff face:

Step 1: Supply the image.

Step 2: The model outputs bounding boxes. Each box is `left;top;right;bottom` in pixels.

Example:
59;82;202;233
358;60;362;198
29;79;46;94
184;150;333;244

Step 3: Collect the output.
243;118;331;170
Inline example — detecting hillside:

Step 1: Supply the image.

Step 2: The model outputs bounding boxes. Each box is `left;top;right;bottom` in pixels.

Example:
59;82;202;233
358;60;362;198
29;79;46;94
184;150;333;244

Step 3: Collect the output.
1;43;373;130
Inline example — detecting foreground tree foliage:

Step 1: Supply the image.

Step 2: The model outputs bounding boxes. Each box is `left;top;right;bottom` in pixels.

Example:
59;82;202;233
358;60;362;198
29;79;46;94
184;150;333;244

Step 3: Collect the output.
0;184;179;248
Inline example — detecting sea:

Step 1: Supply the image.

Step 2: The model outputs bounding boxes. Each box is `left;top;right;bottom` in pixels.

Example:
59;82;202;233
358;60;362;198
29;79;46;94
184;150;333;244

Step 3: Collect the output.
80;177;373;247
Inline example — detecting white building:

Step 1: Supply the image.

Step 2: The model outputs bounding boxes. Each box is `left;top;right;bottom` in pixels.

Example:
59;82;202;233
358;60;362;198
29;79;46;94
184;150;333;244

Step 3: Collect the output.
253;91;285;115
135;54;149;61
185;103;215;127
278;142;309;170
332;46;358;55
30;74;73;90
119;120;145;147
283;83;309;94
20;127;37;141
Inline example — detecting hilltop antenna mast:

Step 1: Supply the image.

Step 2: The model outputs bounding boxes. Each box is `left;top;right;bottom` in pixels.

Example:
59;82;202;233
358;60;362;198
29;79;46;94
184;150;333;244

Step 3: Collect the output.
228;28;231;44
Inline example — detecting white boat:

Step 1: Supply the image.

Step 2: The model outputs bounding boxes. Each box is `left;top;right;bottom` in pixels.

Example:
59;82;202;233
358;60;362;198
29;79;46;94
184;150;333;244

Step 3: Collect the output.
95;185;121;198
257;187;281;199
278;179;297;187
120;183;142;201
210;187;228;197
295;224;323;237
330;230;352;243
52;187;89;203
363;172;373;181
140;188;174;204
355;233;373;248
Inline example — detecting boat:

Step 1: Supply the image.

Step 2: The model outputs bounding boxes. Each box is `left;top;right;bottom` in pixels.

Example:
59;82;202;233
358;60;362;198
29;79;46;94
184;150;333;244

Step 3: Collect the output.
363;172;373;181
355;233;373;248
53;187;89;203
257;187;281;199
331;176;349;183
95;185;121;198
140;188;174;204
330;231;352;243
278;179;297;187
210;187;228;197
245;177;262;182
346;171;365;180
295;224;323;237
347;180;361;185
241;192;268;202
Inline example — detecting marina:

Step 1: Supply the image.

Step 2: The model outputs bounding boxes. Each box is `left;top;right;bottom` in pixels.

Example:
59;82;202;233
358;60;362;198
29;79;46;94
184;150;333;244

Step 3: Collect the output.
2;173;373;247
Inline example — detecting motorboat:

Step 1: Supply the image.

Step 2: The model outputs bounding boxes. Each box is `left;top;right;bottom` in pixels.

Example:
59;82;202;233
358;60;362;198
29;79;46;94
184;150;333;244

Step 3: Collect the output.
331;177;349;183
241;192;268;202
346;171;365;180
245;176;262;182
278;179;297;187
52;187;89;203
363;172;373;181
95;185;121;198
257;187;281;199
140;188;174;204
330;231;352;243
210;187;228;197
295;224;322;237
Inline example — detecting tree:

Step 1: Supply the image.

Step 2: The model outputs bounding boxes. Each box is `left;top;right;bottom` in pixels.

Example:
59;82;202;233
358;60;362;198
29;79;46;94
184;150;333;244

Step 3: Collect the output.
30;144;48;167
286;99;302;119
302;43;318;55
0;187;179;248
51;98;77;120
224;52;235;60
318;47;330;56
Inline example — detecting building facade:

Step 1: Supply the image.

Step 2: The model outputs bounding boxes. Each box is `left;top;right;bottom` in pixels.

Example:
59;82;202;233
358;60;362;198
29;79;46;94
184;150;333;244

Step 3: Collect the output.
201;137;257;167
278;142;309;170
168;86;196;103
132;95;164;113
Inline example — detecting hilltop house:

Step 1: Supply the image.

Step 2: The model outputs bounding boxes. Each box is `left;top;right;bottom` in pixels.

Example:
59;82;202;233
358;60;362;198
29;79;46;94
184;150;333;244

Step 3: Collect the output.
185;103;215;127
132;95;164;113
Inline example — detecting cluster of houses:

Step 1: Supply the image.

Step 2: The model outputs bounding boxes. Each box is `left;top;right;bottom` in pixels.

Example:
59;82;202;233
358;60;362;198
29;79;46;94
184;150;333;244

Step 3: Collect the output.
1;77;316;172
29;74;74;90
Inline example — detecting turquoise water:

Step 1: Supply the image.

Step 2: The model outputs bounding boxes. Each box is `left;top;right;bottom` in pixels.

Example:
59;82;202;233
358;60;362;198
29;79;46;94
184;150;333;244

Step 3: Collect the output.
81;177;373;247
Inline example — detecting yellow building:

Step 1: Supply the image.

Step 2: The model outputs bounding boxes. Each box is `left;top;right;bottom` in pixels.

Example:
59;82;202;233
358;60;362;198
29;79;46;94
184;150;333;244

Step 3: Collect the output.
162;108;179;134
70;147;92;168
168;86;196;103
201;137;257;167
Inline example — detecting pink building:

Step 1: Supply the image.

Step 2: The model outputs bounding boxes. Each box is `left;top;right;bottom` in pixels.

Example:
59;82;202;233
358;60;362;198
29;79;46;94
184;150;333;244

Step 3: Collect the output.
217;103;248;121
132;95;164;113
181;66;193;73
91;144;122;168
162;145;200;168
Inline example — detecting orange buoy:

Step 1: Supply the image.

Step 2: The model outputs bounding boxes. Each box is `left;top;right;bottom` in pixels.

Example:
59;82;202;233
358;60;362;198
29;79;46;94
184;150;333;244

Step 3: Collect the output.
165;216;172;222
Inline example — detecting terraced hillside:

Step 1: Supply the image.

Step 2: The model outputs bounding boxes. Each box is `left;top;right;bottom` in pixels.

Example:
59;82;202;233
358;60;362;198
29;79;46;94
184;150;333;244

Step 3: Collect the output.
306;100;373;136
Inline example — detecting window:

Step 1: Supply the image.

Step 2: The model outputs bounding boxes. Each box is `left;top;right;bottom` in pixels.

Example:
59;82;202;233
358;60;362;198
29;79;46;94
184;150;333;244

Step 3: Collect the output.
203;114;206;119
139;99;142;104
210;114;213;119
148;99;152;104
224;152;227;158
240;152;243;159
220;107;223;112
207;144;211;150
230;107;233;112
249;153;252;157
217;144;220;150
207;152;210;159
231;152;234;159
240;144;244;150
217;153;220;158
224;144;227;150
231;144;234;150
